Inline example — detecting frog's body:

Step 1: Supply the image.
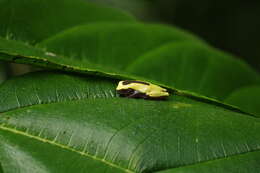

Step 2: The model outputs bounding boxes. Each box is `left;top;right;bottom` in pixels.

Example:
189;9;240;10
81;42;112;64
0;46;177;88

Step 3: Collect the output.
116;80;169;100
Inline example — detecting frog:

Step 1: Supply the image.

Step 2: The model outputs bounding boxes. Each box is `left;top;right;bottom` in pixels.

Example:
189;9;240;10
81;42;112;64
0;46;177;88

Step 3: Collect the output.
116;80;169;100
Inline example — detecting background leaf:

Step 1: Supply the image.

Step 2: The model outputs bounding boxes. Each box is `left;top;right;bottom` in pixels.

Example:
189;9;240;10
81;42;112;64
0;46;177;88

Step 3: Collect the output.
0;0;136;81
1;21;259;101
0;0;135;43
149;0;260;72
87;0;157;21
0;72;260;173
225;86;260;117
0;0;259;103
125;41;259;100
37;23;201;70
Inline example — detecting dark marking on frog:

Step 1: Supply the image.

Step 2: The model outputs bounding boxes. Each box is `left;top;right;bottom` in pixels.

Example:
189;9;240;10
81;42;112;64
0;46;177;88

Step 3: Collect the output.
122;80;150;86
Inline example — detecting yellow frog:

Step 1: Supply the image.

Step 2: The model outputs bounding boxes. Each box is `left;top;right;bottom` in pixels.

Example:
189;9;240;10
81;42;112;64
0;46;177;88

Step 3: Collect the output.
116;80;169;100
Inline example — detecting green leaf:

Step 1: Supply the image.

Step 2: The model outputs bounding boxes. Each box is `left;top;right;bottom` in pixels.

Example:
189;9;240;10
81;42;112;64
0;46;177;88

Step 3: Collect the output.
225;86;260;117
0;0;135;43
125;41;260;100
1;22;259;101
37;23;201;70
0;71;116;113
36;22;259;100
0;72;260;173
0;37;252;115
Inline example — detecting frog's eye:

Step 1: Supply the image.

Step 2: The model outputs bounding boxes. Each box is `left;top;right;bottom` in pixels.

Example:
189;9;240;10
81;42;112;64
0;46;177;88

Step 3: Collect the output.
122;80;150;85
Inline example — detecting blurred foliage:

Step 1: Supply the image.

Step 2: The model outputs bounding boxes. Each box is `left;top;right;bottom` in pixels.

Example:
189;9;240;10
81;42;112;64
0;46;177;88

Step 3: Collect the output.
2;0;260;82
89;0;260;72
153;0;260;72
87;0;157;21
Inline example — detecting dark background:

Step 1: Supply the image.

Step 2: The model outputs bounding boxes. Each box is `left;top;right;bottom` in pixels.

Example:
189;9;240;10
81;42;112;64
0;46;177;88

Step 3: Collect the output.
89;0;260;72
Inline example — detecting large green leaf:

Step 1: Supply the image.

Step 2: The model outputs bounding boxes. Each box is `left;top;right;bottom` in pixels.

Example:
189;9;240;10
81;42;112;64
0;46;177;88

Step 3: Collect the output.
0;72;260;173
37;23;201;70
0;0;135;43
225;86;260;117
0;21;259;101
125;42;260;100
0;37;252;115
